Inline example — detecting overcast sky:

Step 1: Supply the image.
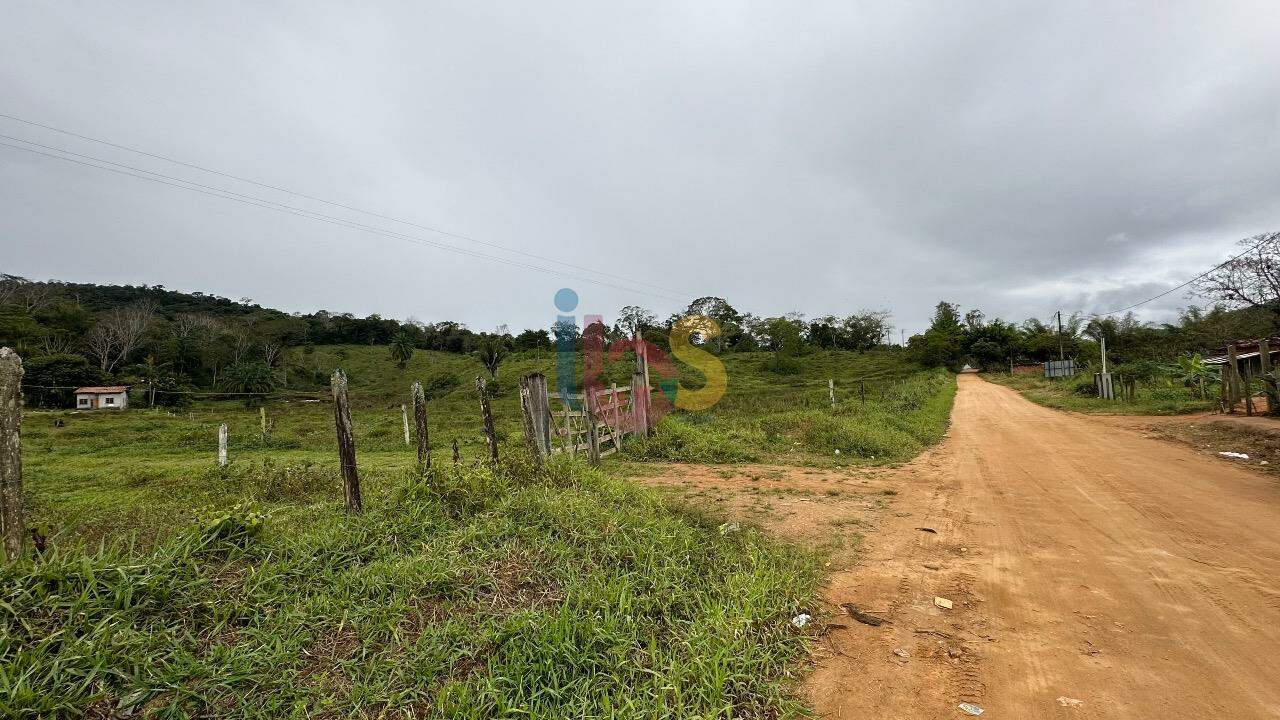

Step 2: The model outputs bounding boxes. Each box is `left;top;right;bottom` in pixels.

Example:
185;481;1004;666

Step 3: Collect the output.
3;1;1278;338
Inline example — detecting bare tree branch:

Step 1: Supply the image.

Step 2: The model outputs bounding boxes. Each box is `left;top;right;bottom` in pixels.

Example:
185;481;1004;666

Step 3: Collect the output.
85;300;157;373
1192;232;1280;313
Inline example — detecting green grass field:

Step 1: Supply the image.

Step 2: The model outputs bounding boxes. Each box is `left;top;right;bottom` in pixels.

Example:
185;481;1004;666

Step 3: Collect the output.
2;459;823;718
986;372;1214;415
22;346;953;540
624;353;955;465
5;345;956;718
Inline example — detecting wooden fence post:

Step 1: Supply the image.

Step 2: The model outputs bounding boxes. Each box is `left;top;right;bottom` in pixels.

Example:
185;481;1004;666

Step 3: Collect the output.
828;379;835;409
476;377;498;463
585;397;601;467
519;374;552;463
260;406;268;439
859;380;866;403
411;382;431;471
533;374;552;455
611;383;622;435
634;333;650;392
218;423;229;468
1219;364;1230;412
561;399;577;458
1227;344;1240;412
519;376;540;463
631;372;649;439
1261;339;1278;414
0;348;24;562
401;404;411;446
452;439;460;464
332;370;362;513
1245;365;1255;416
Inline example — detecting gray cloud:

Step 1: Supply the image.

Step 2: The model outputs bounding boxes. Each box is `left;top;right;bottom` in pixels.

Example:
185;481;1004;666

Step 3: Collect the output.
2;1;1278;336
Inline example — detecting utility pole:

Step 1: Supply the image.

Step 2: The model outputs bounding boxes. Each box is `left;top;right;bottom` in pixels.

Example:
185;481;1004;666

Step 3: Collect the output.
900;329;905;347
1056;310;1065;361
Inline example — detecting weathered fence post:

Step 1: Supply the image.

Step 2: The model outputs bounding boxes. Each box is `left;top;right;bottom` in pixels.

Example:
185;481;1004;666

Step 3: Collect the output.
1261;339;1278;414
218;423;229;468
519;376;540;463
1219;364;1230;412
859;380;866;403
561;399;577;458
631;372;649;439
332;370;361;513
260;406;268;439
1245;365;1256;416
1227;344;1240;412
585;397;601;467
611;383;622;435
634;333;650;391
476;376;498;463
452;439;460;464
1;348;24;562
411;382;430;472
519;374;552;463
401;404;411;446
532;374;552;455
828;379;836;409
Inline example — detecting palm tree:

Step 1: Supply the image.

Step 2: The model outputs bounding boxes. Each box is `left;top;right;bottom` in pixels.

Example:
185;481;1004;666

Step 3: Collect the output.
475;337;507;380
220;360;277;406
389;331;416;370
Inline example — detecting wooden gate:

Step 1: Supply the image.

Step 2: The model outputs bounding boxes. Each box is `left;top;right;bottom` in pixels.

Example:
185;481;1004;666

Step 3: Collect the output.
551;384;633;458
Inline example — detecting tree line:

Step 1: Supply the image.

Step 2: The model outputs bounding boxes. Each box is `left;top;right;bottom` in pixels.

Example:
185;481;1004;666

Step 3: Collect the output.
10;230;1276;406
908;233;1280;374
0;277;895;407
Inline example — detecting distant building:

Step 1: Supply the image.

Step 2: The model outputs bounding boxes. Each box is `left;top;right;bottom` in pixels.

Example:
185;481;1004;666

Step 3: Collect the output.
74;386;129;410
1204;338;1280;374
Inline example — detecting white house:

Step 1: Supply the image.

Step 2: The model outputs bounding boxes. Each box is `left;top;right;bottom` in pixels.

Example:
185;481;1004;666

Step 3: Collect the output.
74;386;129;410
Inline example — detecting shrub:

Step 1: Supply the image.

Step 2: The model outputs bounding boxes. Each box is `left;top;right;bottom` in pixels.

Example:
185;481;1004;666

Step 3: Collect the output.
623;417;759;463
423;370;461;399
198;502;267;549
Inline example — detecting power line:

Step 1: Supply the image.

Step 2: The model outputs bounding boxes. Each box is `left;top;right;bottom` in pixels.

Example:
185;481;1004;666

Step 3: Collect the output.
1091;231;1278;317
0;138;686;302
0;111;689;298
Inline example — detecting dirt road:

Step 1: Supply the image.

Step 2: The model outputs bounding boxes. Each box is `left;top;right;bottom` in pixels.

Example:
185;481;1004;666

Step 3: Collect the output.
639;374;1280;718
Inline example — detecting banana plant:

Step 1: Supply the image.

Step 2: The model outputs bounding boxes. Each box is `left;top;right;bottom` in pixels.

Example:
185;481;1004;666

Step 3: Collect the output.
1168;353;1215;397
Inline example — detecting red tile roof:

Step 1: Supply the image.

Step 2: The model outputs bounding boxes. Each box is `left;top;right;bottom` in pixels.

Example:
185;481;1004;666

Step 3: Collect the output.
75;386;128;394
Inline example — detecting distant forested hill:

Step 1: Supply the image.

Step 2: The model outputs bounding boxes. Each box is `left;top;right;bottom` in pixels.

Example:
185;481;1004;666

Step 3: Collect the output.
0;276;905;408
0;275;554;407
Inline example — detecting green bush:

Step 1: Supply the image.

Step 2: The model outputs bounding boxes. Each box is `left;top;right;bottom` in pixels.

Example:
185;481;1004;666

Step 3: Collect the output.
622;417;759;463
423;370;461;398
198;502;267;549
1069;374;1098;396
800;411;919;459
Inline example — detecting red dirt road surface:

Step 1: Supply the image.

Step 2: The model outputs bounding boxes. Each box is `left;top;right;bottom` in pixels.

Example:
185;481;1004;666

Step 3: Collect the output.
641;374;1280;718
